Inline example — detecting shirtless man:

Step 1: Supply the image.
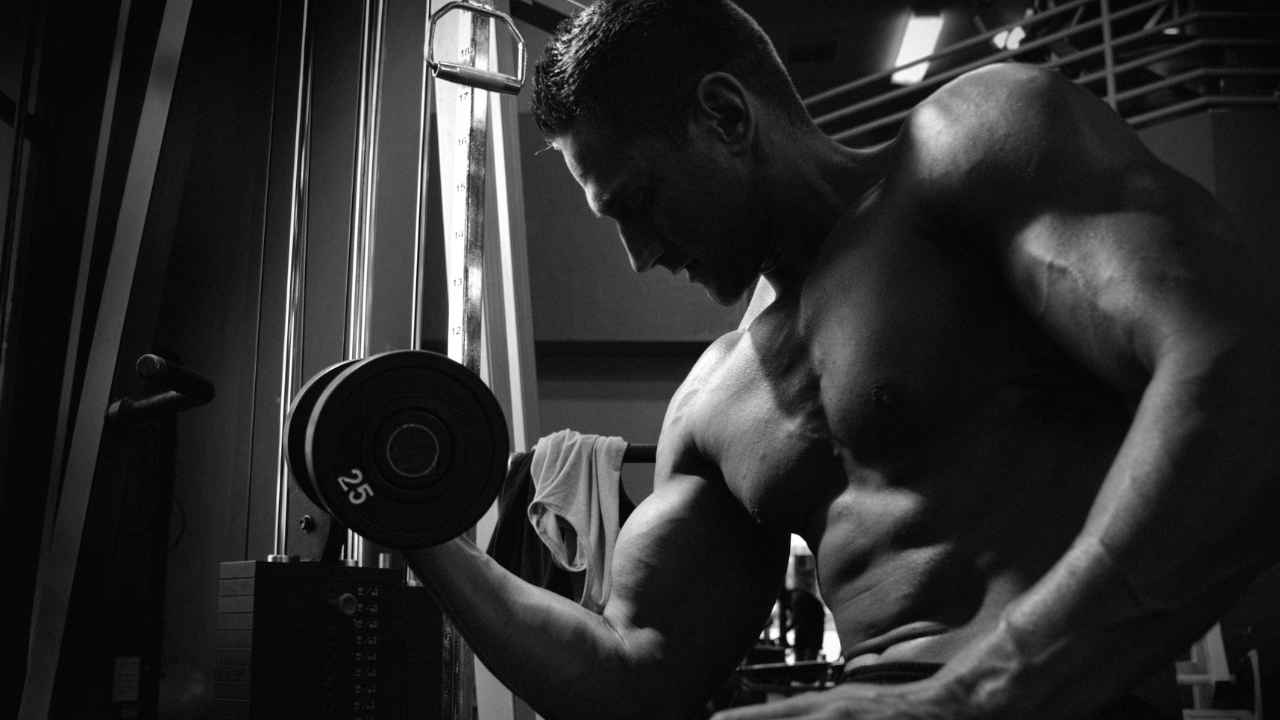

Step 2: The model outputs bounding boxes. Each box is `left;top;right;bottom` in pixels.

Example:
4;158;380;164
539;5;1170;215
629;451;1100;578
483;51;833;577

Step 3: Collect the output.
407;1;1280;717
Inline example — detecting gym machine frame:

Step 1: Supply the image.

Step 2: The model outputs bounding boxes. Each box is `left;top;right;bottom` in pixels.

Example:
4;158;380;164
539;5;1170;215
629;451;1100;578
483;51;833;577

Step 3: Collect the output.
237;2;534;719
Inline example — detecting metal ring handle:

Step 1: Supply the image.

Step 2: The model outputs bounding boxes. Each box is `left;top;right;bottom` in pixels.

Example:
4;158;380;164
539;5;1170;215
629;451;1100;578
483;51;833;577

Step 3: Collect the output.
427;1;526;95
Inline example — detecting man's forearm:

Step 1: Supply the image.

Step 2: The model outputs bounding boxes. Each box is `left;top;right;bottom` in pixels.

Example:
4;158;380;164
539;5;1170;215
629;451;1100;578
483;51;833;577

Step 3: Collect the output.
937;347;1280;718
934;539;1257;720
405;538;666;720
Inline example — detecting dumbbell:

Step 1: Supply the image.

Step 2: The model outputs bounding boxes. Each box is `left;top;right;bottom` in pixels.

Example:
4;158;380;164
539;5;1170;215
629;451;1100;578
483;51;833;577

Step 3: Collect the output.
284;350;509;548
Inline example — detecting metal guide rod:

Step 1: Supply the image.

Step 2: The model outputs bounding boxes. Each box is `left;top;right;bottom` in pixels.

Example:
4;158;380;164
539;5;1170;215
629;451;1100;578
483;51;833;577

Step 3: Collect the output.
488;49;539;453
19;1;193;717
344;0;387;565
271;0;314;562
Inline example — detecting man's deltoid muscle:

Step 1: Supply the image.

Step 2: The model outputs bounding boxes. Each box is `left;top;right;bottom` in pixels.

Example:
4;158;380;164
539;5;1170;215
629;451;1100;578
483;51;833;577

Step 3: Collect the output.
407;2;1280;718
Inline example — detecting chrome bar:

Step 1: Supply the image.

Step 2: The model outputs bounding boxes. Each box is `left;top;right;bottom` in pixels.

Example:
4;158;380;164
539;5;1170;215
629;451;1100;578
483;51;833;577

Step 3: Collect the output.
813;0;1168;129
272;0;313;563
346;0;384;365
344;0;388;565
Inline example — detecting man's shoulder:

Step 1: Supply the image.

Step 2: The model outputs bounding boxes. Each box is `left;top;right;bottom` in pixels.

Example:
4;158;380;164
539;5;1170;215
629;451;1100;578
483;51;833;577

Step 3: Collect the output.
921;62;1066;118
669;330;745;412
895;63;1151;223
898;64;1070;187
660;311;791;449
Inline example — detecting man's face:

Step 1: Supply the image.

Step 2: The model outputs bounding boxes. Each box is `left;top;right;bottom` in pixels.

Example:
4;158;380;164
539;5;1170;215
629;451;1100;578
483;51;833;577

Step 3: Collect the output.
553;121;765;305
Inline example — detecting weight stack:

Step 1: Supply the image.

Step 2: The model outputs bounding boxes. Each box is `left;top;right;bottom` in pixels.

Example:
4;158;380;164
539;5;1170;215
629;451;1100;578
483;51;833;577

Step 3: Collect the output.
214;560;442;720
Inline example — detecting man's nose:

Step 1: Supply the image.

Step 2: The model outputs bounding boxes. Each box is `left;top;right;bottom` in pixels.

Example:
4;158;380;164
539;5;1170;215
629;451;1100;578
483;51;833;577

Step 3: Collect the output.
618;226;661;272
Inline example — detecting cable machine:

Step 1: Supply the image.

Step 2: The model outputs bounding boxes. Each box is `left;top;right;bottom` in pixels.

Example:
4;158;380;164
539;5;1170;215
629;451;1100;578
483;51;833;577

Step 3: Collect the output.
214;2;534;719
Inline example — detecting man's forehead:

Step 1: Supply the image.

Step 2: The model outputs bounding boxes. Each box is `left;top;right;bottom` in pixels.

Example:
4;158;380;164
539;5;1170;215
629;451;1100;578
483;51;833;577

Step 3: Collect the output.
551;125;646;216
552;125;627;184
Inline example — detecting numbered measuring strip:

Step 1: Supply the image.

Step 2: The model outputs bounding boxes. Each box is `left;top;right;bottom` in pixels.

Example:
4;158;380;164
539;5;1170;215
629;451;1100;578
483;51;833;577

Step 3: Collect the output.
426;0;524;376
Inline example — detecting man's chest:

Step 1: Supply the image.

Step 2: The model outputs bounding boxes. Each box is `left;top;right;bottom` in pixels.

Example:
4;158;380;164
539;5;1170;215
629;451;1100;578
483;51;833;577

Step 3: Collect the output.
690;215;1034;527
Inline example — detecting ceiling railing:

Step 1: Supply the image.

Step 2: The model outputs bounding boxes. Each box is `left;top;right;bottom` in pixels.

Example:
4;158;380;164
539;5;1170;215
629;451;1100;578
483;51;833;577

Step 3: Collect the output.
805;0;1280;147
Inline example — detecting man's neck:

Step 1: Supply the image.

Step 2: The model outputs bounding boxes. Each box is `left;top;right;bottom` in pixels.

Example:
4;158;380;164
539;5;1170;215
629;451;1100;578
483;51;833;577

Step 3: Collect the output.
760;129;884;295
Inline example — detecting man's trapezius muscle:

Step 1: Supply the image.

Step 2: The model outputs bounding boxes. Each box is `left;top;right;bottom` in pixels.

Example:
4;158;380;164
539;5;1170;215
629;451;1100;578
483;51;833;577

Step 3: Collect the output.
407;2;1280;716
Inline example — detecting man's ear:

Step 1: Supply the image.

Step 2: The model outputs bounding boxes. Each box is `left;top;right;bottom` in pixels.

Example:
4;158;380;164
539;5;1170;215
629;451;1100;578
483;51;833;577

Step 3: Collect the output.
693;72;754;151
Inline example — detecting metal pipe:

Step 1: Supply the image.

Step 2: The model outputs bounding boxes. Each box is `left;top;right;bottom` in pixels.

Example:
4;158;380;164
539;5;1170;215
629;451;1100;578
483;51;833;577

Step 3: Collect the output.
1114;67;1280;104
1127;94;1278;127
1101;0;1118;108
832;107;914;144
813;0;1168;129
804;0;1099;106
344;0;387;565
832;65;1279;145
271;0;313;562
1074;37;1275;86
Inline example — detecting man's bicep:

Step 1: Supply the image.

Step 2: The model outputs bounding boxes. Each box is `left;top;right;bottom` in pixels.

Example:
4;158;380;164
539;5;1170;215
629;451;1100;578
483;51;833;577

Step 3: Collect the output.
603;473;789;694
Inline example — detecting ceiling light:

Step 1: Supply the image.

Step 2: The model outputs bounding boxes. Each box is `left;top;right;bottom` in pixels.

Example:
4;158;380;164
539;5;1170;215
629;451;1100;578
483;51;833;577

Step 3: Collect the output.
993;25;1026;50
892;13;945;85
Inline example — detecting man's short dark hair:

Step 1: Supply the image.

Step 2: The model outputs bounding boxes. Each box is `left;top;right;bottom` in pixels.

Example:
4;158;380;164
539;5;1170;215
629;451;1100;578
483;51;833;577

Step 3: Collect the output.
532;0;809;141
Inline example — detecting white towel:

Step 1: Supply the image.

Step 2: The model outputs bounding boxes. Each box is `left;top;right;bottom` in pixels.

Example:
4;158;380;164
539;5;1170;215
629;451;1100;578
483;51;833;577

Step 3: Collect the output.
528;429;627;613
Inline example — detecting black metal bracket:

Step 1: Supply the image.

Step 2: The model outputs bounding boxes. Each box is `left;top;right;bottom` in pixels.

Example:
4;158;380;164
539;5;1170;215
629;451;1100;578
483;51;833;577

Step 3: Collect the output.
107;354;215;423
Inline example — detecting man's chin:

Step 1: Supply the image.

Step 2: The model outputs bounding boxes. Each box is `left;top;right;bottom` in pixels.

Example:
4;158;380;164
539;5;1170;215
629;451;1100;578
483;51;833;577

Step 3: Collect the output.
699;277;750;306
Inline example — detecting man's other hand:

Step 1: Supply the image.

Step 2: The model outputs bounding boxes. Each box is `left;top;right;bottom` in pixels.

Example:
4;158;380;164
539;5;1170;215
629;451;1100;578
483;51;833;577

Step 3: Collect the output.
710;679;970;720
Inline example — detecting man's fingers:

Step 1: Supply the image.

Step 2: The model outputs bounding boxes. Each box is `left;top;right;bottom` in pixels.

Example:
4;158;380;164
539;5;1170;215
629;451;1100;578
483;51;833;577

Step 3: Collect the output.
710;692;825;719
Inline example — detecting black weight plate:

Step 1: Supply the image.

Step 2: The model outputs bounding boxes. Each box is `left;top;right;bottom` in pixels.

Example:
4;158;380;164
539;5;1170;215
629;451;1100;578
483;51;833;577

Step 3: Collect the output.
285;358;361;509
306;350;509;548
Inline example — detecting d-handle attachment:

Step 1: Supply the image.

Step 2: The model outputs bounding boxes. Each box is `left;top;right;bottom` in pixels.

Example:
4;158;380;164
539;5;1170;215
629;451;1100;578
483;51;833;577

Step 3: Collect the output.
427;1;526;95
